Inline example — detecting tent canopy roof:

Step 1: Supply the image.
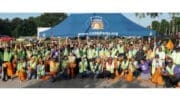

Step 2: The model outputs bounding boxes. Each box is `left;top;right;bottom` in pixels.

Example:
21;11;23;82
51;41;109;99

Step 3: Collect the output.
39;13;156;38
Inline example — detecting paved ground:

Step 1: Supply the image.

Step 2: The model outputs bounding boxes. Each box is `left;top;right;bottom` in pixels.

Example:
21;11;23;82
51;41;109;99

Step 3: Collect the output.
0;76;163;88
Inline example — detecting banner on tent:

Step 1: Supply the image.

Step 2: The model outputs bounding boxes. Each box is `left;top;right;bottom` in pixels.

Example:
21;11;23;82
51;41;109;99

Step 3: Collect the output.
78;32;118;36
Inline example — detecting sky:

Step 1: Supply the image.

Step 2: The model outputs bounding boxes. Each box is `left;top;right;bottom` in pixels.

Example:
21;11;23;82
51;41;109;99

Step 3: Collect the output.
0;13;173;27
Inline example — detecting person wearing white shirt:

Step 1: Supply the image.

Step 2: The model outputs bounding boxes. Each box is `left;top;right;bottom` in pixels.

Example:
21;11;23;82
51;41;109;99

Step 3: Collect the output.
171;48;180;65
156;47;165;61
152;55;163;75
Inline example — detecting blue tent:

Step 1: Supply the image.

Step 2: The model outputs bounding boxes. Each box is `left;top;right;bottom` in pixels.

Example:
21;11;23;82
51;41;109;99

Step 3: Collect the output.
39;13;156;38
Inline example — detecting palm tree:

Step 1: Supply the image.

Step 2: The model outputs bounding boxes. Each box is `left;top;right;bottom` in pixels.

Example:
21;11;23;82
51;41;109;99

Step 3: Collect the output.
135;13;180;36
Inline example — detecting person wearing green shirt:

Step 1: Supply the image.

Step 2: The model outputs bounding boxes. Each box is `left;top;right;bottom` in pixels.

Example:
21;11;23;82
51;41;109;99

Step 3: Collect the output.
171;49;180;65
78;57;88;79
161;45;166;52
94;62;103;78
74;47;81;75
82;47;87;57
88;59;99;79
55;56;69;80
16;58;26;81
0;48;3;63
121;58;129;70
37;60;45;80
44;49;50;60
17;49;25;60
0;47;3;79
74;47;81;59
95;48;99;58
166;64;176;76
120;57;129;77
32;49;38;57
104;58;115;79
27;56;37;80
127;50;133;59
132;49;137;57
64;47;69;56
117;44;124;54
61;57;68;73
104;48;110;57
111;48;117;58
17;59;26;73
87;48;95;60
2;47;14;81
99;48;105;58
89;61;96;73
48;57;60;82
26;50;32;59
162;60;177;87
3;47;13;62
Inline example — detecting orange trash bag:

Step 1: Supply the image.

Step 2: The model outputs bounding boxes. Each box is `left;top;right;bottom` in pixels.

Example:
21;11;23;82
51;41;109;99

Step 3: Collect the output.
157;76;163;86
4;62;14;77
166;39;174;50
152;69;158;83
69;63;76;69
18;71;27;81
125;70;133;82
151;67;164;86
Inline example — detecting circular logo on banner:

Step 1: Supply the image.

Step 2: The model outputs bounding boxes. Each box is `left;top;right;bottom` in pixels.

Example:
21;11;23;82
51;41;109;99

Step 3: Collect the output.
86;16;108;30
90;16;104;30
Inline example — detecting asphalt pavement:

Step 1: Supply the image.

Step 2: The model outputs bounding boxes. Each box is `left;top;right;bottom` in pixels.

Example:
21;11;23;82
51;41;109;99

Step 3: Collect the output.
0;76;163;88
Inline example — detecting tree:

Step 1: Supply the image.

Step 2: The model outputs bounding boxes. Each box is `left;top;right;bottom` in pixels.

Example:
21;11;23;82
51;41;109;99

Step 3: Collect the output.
159;19;169;35
15;19;37;36
0;18;11;36
174;17;180;32
11;18;23;37
0;19;4;34
0;13;68;37
35;13;67;27
136;13;180;36
151;21;160;33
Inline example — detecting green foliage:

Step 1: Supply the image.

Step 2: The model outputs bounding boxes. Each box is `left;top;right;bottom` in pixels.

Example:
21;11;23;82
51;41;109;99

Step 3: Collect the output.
159;19;169;34
150;17;180;35
16;19;37;36
0;19;11;36
0;13;67;37
11;18;23;37
152;20;160;33
34;13;67;27
137;13;180;36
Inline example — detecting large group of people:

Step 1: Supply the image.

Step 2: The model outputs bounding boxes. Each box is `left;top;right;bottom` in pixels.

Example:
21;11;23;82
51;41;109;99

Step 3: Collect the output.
0;37;180;88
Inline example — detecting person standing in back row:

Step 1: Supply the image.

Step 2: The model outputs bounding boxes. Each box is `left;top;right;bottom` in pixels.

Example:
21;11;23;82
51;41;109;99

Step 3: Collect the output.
2;46;14;81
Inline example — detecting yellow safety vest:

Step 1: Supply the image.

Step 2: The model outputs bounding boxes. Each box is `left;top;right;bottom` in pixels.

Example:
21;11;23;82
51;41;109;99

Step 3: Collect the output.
106;62;114;73
50;61;59;72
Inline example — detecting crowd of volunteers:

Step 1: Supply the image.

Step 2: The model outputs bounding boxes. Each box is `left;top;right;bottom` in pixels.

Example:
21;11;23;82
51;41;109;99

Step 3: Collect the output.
0;37;180;87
